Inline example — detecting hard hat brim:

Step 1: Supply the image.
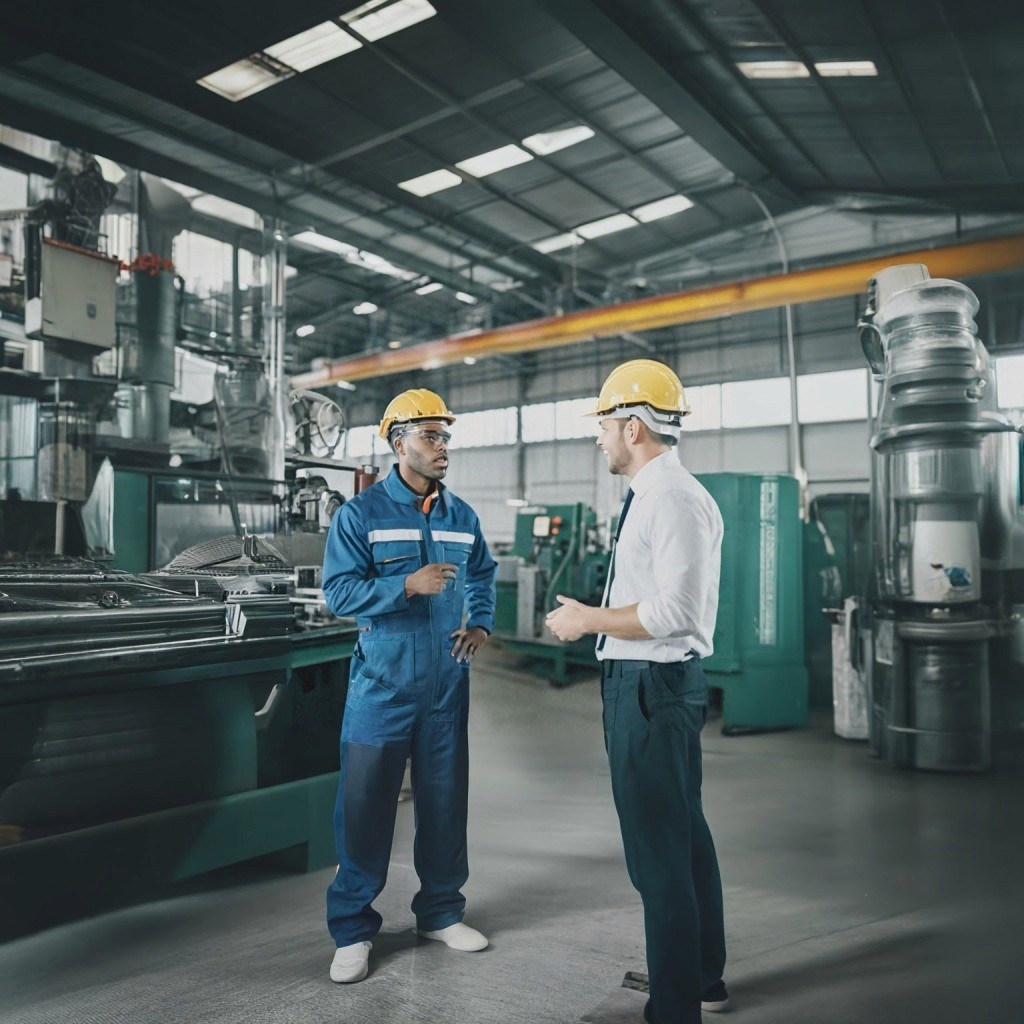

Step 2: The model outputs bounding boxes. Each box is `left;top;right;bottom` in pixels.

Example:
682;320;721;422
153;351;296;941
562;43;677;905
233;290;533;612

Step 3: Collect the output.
586;400;692;418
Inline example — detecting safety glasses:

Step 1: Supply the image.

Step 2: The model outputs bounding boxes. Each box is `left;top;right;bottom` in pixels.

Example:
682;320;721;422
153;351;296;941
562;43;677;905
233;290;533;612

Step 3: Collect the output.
398;426;452;448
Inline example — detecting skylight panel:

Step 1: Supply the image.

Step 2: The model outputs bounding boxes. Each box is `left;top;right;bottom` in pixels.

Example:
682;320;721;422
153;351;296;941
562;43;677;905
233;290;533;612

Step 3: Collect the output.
455;144;533;178
576;213;639;239
198;57;291;101
815;60;878;77
633;195;694;223
737;60;809;79
265;22;361;71
398;168;462;196
345;0;437;42
532;232;582;254
522;125;595;156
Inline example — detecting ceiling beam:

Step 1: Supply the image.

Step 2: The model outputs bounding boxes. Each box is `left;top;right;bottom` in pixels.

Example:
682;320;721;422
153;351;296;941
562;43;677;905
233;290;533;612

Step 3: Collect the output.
542;0;799;204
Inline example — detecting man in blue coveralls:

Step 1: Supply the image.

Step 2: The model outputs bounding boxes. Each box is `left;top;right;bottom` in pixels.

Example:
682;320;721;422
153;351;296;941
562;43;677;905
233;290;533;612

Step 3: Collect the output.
322;388;497;984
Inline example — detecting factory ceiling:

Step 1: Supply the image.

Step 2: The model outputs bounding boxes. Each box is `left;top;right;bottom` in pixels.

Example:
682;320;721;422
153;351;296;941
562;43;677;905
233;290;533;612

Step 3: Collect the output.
0;0;1021;375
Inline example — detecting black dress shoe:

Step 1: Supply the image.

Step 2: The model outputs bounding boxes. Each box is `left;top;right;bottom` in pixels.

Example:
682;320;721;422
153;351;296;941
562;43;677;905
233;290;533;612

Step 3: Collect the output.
700;980;730;1012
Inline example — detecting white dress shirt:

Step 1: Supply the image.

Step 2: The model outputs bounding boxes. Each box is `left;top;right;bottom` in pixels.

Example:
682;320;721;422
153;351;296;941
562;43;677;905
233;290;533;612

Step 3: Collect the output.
596;450;723;663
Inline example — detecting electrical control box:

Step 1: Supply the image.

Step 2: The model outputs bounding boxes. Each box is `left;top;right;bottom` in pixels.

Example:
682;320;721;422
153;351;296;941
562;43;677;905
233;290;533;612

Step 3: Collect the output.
25;239;119;349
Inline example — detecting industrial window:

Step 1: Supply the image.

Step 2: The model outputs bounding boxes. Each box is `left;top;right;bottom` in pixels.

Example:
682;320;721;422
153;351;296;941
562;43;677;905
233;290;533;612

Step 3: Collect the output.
345;425;381;460
0;166;28;211
681;384;722;432
521;402;556;443
721;376;792;428
555;397;598;439
996;354;1024;408
796;369;869;423
450;407;517;448
100;212;137;263
174;232;259;297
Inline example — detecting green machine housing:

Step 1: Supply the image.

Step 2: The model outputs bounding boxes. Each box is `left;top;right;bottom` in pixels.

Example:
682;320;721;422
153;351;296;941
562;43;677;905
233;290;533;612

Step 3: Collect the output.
494;474;809;731
699;474;808;731
494;503;611;685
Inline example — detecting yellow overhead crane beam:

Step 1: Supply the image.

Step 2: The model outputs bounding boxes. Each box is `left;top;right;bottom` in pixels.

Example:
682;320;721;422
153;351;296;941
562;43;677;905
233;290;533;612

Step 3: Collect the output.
291;234;1024;388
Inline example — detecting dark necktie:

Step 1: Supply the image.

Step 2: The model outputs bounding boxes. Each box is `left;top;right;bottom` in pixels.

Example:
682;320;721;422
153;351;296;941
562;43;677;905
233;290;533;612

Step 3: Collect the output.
597;488;634;652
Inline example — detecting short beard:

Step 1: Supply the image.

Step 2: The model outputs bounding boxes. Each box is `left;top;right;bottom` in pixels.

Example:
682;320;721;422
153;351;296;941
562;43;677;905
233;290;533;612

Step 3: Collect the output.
407;449;446;480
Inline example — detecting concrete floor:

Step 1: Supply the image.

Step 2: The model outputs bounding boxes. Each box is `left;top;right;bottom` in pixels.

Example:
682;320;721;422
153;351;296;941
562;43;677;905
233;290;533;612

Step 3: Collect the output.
1;647;1022;1024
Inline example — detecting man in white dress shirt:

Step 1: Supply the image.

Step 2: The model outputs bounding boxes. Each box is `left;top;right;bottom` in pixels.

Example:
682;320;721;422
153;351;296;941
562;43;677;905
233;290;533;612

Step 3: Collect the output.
546;359;727;1024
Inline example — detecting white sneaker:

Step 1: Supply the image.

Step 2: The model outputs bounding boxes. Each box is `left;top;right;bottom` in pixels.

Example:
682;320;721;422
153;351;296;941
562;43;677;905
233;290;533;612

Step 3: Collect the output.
417;922;488;951
330;941;371;983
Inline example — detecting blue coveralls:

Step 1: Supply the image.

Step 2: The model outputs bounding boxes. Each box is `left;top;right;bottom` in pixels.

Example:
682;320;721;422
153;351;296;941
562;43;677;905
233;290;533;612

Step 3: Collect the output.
322;465;496;946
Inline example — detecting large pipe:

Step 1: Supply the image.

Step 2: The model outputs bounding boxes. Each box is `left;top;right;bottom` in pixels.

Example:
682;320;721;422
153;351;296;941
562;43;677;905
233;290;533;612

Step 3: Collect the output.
292;234;1024;388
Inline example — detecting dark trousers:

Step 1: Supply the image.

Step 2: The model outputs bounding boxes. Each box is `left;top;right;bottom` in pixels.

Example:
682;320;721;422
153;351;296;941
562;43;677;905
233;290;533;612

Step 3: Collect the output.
602;658;726;1024
326;694;469;946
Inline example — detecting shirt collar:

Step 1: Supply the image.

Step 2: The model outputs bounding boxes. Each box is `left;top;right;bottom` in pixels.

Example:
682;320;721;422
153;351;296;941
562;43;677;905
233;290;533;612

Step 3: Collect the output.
629;450;679;498
383;464;446;511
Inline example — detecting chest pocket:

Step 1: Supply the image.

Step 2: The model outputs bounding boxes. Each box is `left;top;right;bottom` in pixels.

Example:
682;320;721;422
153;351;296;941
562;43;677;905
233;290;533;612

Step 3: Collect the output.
368;528;423;578
434;530;474;596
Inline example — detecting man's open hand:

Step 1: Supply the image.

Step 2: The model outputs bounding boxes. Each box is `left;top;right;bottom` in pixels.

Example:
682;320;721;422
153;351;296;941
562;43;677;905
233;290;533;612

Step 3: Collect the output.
450;627;489;663
405;562;458;597
546;595;595;643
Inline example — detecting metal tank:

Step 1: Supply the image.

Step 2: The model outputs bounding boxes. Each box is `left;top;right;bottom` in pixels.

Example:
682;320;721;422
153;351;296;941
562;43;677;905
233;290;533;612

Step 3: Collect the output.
860;264;1024;771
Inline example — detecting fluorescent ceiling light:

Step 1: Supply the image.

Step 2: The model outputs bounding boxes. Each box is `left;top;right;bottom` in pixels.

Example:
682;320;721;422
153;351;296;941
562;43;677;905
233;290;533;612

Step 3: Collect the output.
296;324;316;338
265;22;360;72
285;265;299;279
456;144;533;178
398;168;462;196
353;301;378;315
522;125;595;156
353;249;418;281
345;0;437;42
293;232;416;281
336;380;357;391
533;232;582;254
577;213;638;239
633;195;694;223
192;194;259;228
455;291;477;304
416;281;443;295
737;60;809;79
388;340;403;348
463;356;477;365
815;60;878;77
292;230;358;256
198;57;292;101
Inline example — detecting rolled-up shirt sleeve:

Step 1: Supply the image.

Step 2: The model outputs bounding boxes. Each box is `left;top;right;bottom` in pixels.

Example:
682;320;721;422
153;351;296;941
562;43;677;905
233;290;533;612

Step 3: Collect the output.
635;494;714;640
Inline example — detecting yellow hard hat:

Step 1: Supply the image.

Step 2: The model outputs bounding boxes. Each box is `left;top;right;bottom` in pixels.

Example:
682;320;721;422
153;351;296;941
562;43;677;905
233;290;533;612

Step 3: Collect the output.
378;388;456;439
590;359;691;418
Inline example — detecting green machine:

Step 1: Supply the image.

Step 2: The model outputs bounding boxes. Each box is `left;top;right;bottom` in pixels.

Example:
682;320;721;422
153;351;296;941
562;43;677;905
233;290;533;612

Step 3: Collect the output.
494;503;611;685
699;474;809;731
0;555;357;941
495;475;810;731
